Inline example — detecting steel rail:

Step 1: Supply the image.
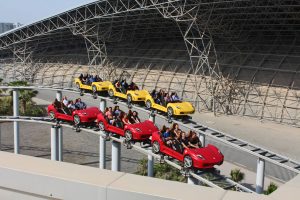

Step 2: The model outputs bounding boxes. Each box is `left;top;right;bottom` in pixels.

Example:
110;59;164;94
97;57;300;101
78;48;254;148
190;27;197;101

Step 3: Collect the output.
0;116;253;193
1;85;299;174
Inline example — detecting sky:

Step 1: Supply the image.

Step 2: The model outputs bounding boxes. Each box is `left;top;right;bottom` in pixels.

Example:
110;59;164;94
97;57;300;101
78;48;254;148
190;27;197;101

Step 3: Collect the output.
0;0;96;25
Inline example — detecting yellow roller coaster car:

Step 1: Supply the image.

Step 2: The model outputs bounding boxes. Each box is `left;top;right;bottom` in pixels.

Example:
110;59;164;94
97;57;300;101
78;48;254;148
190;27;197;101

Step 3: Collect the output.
74;78;111;93
144;93;195;117
107;83;149;102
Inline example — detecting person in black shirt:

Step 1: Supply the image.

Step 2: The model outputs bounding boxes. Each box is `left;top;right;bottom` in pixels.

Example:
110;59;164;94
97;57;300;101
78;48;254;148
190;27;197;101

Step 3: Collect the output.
181;131;191;149
79;73;83;81
189;131;202;148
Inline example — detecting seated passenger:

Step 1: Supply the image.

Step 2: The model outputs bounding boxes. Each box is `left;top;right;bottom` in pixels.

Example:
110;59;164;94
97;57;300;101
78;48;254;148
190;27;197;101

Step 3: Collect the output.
95;75;102;82
129;111;140;124
127;109;133;121
122;113;131;125
151;90;156;98
189;131;202;148
114;115;123;128
164;93;172;105
67;100;76;111
121;79;128;93
105;107;114;125
89;75;95;84
82;73;88;84
113;106;122;117
53;98;63;113
85;74;91;85
75;98;86;110
60;99;71;115
170;123;180;137
159;89;166;106
79;73;83;81
171;92;180;102
128;82;138;91
162;127;173;146
62;96;68;107
114;80;122;92
181;131;191;149
133;84;139;90
172;129;183;153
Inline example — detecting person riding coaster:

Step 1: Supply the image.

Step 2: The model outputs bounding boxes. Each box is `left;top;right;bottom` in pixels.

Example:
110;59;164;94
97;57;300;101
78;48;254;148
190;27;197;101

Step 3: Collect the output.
74;74;110;96
48;96;100;132
152;123;224;170
145;89;195;118
108;79;149;103
97;108;158;148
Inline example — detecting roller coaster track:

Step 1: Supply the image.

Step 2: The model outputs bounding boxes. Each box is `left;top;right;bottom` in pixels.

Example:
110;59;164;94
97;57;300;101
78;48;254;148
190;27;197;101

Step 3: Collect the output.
0;115;252;193
0;85;299;186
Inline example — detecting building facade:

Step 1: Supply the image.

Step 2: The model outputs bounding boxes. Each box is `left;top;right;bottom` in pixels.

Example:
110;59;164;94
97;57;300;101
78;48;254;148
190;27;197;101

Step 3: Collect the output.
0;22;15;34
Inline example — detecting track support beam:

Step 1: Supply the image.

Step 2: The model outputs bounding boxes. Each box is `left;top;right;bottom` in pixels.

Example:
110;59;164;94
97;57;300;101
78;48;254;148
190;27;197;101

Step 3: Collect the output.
99;99;107;169
99;135;106;169
58;126;63;161
13;89;20;154
147;149;154;177
256;158;265;194
51;126;58;161
111;141;121;171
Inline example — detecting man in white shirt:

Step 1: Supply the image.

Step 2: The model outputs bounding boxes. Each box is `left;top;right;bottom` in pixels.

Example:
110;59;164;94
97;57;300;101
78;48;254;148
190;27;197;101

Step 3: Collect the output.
62;96;68;106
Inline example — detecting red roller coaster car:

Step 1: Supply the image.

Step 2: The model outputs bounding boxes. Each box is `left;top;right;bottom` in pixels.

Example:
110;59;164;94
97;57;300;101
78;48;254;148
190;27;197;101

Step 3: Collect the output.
47;104;100;126
151;131;224;169
97;112;158;141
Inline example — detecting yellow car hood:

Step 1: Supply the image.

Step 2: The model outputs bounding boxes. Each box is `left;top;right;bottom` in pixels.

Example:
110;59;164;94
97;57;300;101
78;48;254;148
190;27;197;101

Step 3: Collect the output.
93;81;112;87
129;90;149;96
169;101;195;112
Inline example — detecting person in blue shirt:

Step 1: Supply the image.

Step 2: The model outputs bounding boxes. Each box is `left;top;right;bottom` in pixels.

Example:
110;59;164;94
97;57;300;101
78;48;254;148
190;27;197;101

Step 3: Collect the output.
75;98;87;110
89;75;95;85
162;127;173;147
171;92;180;102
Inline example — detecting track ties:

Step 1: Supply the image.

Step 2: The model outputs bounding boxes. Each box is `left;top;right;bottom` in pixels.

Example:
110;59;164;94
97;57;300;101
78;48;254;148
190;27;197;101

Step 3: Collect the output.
251;148;261;152
223;185;236;190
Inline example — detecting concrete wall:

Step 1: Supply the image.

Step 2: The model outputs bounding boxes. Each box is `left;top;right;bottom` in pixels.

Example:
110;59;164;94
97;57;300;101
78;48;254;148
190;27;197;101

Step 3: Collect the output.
0;151;298;200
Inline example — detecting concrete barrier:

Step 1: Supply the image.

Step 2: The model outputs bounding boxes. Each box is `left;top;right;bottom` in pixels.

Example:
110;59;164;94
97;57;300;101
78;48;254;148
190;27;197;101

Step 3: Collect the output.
0;151;298;200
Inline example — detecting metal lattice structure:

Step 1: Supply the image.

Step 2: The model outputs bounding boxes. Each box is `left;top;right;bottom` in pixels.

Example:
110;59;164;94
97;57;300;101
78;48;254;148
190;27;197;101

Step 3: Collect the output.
0;0;299;126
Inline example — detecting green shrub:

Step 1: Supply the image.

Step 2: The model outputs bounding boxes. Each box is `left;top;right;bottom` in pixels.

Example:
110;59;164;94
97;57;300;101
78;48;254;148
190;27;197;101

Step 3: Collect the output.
230;168;245;183
24;103;46;117
135;158;186;182
0;96;13;115
264;182;278;195
0;96;46;117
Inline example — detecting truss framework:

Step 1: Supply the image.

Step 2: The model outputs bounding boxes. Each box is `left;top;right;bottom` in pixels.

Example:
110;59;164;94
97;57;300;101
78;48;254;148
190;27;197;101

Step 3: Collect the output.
0;0;299;126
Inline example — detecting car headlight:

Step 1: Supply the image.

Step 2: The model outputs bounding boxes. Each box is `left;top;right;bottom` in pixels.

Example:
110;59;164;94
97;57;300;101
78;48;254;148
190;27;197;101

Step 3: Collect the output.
197;155;205;160
82;112;87;115
135;128;141;132
176;106;181;109
134;93;139;95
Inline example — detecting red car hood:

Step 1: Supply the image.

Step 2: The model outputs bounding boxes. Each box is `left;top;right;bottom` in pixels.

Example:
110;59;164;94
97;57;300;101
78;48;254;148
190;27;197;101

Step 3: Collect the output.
75;107;100;118
189;145;223;163
128;120;158;135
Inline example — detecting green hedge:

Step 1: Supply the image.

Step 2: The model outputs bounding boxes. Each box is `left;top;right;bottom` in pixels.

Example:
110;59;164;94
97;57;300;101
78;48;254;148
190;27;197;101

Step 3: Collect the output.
0;96;46;117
